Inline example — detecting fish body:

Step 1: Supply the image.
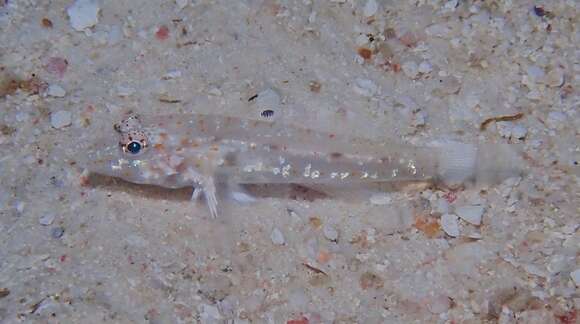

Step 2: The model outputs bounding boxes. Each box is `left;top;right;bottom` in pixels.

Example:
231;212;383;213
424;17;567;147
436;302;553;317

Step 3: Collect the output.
86;113;522;217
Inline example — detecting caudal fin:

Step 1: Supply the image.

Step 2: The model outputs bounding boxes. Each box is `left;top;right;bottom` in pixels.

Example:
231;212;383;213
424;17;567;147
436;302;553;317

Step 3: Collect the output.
437;142;525;187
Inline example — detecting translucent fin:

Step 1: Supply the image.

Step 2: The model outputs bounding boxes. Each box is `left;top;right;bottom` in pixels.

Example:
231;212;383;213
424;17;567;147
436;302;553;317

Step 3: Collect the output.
228;184;257;203
436;143;478;186
436;142;525;186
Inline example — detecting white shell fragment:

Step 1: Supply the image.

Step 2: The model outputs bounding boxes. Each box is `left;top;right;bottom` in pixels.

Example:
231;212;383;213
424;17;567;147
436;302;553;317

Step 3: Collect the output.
47;84;66;98
50;111;72;129
353;78;378;97
546;111;567;130
455;205;485;226
402;61;420;79
363;0;378;17
441;214;460;237
116;85;135;97
67;0;100;31
175;0;190;10
256;88;281;111
369;193;392;205
510;124;528;140
418;61;433;74
571;269;580;286
270;228;285;245
162;70;182;80
39;213;55;226
323;225;339;241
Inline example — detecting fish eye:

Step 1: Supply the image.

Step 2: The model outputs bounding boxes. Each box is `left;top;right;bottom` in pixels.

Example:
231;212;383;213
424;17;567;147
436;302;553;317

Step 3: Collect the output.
126;141;141;154
120;130;148;155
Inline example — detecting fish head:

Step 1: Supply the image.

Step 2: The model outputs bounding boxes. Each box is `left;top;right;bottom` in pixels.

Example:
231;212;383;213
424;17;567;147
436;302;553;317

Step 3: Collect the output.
84;115;169;186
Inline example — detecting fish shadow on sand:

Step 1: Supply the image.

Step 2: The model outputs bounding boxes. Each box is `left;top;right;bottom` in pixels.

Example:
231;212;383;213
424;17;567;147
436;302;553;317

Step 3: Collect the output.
86;173;431;203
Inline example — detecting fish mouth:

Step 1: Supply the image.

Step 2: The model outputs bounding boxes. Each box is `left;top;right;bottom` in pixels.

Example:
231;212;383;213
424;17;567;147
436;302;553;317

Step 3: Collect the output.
82;135;123;177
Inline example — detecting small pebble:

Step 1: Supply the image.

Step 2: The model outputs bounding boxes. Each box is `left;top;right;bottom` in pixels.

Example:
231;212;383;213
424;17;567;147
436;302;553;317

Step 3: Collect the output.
511;124;528;139
434;198;450;214
455;205;484;226
155;25;170;40
441;213;459;237
466;230;482;240
412;110;427;127
15;201;25;213
41;18;53;28
16;112;29;122
108;25;123;45
496;122;513;138
570;269;580;286
323;225;339;241
402;61;420;79
497;122;528;139
45;57;68;78
50;111;72;129
47;84;66;97
526;66;545;83
353;78;377;97
546;111;567;130
199;304;221;321
270;228;285;245
443;0;459;11
92;30;109;46
39;213;55;226
362;0;378;17
51;227;65;239
207;87;223;96
162;70;182;80
256;88;281;112
418;61;433;74
309;80;322;93
545;68;564;87
426;295;452;314
369;193;392;205
533;5;546;17
67;0;100;31
175;0;189;10
116;85;134;97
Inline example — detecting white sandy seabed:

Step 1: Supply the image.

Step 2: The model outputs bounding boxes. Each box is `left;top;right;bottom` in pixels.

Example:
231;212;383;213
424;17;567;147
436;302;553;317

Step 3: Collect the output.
0;0;579;323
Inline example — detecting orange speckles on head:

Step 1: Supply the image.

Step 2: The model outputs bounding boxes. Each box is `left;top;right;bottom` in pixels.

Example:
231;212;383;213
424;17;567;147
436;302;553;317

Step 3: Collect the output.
154;143;165;150
159;132;168;140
